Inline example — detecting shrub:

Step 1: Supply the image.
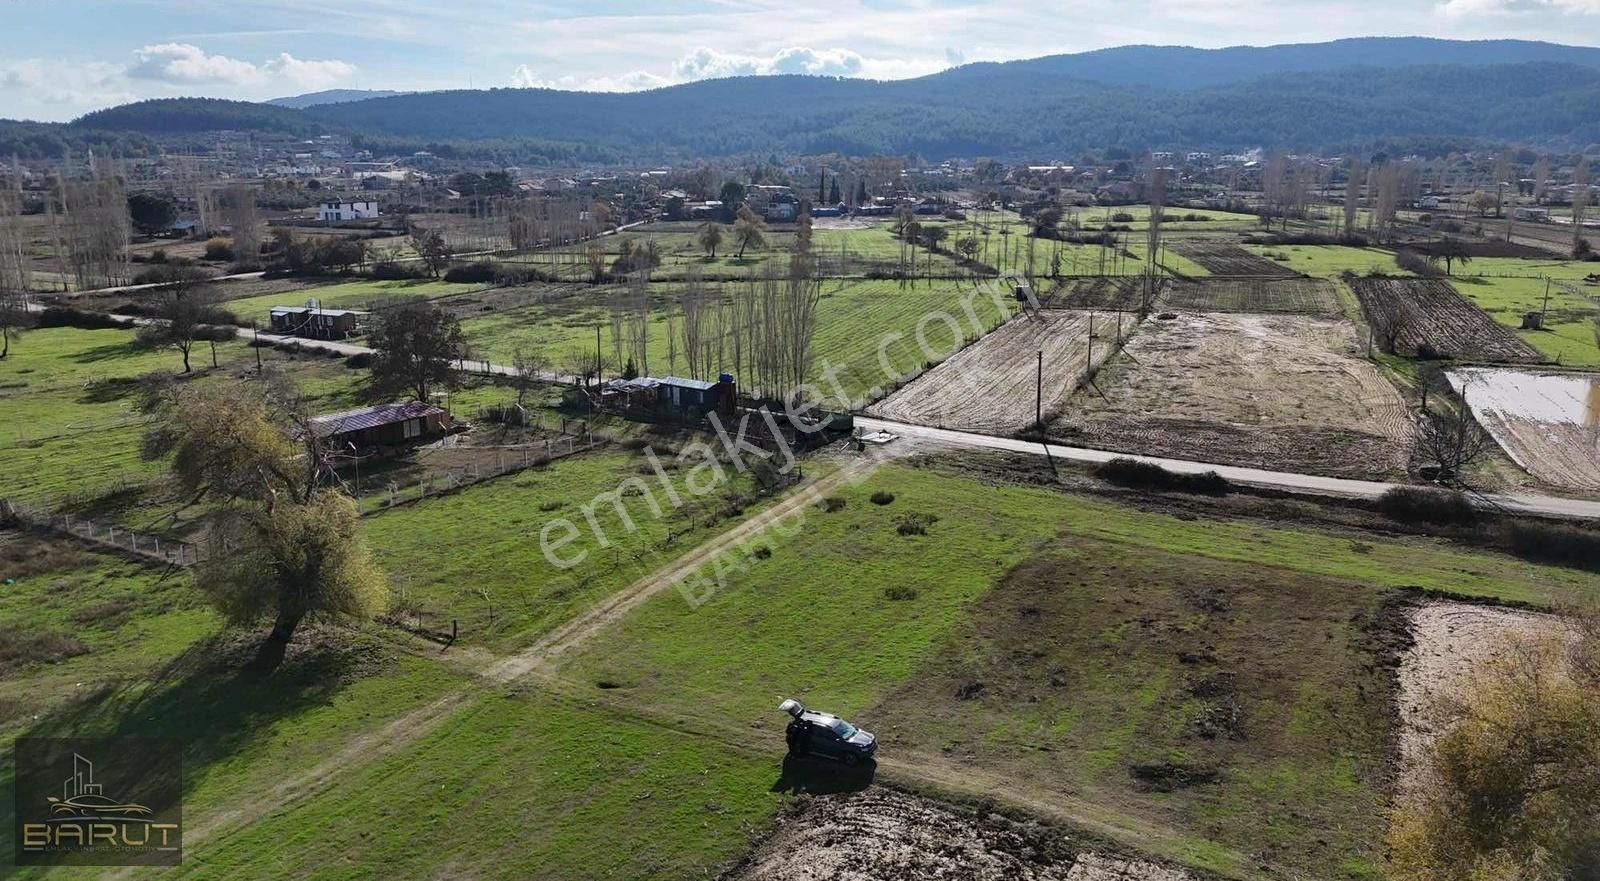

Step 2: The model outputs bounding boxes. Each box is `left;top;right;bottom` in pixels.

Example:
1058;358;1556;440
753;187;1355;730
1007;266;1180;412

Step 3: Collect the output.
34;307;129;330
1096;458;1231;495
1396;249;1444;277
870;491;896;506
203;237;234;262
444;261;499;284
1499;520;1600;571
819;496;847;513
344;352;373;369
895;512;939;536
0;631;90;673
1111;211;1136;223
1377;486;1478;526
883;585;919;601
751;545;773;560
367;260;428;280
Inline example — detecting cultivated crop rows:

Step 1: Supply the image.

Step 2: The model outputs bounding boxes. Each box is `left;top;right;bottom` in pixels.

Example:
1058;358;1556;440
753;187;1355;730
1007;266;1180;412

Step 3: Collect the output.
872;311;1109;433
1350;278;1543;362
1162;278;1341;314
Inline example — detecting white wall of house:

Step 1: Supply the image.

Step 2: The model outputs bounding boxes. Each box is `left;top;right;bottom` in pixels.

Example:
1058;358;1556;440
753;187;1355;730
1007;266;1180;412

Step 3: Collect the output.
318;200;380;221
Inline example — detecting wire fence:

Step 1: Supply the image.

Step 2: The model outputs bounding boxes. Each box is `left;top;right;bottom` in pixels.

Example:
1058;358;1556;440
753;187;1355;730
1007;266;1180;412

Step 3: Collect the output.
356;433;602;515
0;497;199;567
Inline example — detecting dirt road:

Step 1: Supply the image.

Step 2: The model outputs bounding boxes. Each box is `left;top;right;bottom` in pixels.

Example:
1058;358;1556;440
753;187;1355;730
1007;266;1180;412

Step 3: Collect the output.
854;415;1600;520
484;455;884;682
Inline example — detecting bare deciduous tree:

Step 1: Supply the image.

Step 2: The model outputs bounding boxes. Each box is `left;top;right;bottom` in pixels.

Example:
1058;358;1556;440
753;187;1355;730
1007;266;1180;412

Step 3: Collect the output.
1416;400;1492;478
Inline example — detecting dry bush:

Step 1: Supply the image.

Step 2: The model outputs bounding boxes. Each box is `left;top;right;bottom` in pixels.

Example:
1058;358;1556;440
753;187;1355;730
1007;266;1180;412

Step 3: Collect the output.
1389;609;1600;881
1096;458;1231;495
0;631;90;673
1377;486;1479;526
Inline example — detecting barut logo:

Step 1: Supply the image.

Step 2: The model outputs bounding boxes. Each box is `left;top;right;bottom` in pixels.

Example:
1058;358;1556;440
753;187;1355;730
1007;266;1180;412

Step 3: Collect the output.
13;738;183;866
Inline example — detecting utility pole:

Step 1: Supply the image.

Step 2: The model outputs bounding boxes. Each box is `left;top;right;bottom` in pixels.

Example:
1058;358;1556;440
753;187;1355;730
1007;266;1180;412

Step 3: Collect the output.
1035;350;1043;429
594;324;602;387
1544;277;1552;317
252;321;262;372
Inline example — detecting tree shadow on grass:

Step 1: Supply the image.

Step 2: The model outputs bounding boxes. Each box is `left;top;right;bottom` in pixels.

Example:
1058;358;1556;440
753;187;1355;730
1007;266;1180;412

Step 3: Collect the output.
77;375;148;404
770;753;875;795
71;341;148;364
0;627;383;856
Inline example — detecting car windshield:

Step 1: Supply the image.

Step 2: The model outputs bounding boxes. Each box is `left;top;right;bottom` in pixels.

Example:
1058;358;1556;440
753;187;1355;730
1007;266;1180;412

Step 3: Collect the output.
827;719;857;739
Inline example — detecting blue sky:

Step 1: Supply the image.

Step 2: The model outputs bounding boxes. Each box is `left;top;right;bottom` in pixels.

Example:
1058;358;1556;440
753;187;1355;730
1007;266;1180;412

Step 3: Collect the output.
4;0;1599;121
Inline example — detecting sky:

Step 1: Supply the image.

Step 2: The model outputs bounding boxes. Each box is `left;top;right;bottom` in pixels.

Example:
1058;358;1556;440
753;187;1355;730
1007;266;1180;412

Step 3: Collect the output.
3;0;1600;121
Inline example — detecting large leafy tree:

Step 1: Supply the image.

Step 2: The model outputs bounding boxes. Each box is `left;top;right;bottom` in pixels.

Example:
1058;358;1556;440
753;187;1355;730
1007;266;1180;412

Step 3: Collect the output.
368;302;464;403
143;378;387;669
697;221;724;258
732;206;767;259
127;192;178;235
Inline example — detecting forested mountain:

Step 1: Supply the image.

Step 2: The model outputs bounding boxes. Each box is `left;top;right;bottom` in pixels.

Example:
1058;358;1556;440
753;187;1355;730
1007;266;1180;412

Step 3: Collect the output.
72;98;323;136
268;89;409;109
302;61;1600;158
939;37;1600;89
8;38;1600;161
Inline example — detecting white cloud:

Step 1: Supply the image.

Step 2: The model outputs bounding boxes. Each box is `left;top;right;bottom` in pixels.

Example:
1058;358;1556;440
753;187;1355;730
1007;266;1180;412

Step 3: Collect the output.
1439;0;1600;15
127;43;263;84
263;53;359;89
124;43;356;89
0;59;132;110
513;44;944;92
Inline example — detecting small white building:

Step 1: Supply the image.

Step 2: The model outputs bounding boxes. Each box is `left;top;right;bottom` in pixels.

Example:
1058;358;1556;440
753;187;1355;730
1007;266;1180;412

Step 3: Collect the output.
318;199;380;222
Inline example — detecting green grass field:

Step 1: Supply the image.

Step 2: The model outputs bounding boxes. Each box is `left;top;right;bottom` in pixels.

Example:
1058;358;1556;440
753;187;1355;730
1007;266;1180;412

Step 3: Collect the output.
361;447;775;650
223;278;482;325
1438;259;1600;365
461;277;1015;406
1243;244;1408;278
158;691;784;881
554;461;1600;876
0;326;366;511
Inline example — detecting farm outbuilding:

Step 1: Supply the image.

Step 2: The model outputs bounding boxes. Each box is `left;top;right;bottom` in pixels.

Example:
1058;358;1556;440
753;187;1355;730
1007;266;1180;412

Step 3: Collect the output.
308;401;452;451
269;306;368;341
599;374;737;422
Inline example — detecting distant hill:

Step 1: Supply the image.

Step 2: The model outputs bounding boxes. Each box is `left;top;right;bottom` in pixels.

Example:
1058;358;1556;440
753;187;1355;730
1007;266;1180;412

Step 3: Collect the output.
935;37;1600;89
13;38;1600;162
71;97;322;136
293;59;1600;158
268;89;409;109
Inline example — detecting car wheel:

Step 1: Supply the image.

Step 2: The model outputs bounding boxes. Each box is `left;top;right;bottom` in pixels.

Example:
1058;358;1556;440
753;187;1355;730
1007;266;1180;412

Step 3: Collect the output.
842;752;859;767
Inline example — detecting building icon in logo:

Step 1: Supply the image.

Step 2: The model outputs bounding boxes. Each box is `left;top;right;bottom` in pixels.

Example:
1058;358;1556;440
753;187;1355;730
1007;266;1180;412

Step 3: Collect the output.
46;753;151;817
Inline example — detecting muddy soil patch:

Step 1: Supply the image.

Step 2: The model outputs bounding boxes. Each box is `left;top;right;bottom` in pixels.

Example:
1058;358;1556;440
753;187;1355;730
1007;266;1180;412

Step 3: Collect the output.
1448;367;1600;491
1052;312;1412;478
724;787;1192;881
